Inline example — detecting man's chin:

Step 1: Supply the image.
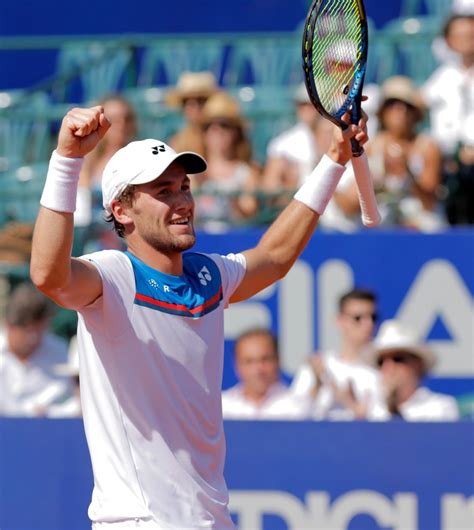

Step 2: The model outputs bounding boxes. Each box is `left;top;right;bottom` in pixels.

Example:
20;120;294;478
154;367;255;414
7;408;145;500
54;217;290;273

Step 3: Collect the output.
173;233;196;252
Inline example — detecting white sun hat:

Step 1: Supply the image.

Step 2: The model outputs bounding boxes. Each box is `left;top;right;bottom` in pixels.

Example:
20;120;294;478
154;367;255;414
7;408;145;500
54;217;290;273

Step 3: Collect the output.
371;319;436;371
102;139;207;213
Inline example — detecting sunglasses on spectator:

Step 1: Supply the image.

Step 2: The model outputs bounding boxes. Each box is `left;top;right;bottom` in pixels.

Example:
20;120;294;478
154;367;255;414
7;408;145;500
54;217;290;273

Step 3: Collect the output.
342;312;378;323
183;96;208;106
377;352;417;367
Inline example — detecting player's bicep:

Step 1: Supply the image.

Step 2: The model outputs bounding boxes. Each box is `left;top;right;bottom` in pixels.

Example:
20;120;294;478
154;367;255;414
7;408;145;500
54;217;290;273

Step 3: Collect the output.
51;257;103;310
229;248;281;303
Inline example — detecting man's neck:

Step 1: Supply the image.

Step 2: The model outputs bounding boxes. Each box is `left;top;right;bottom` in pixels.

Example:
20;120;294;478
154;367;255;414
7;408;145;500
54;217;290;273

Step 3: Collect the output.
127;243;184;276
338;342;366;363
242;384;276;406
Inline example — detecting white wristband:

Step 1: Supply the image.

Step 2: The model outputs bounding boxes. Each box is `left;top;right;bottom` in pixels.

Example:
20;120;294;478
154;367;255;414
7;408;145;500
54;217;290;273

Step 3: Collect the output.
294;154;346;215
40;150;84;213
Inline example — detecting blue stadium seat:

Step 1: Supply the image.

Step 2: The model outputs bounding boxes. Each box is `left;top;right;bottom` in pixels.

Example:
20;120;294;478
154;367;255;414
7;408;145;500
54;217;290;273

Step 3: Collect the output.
379;16;443;83
224;35;302;87
0;161;48;224
54;41;134;103
138;38;227;87
0;90;52;173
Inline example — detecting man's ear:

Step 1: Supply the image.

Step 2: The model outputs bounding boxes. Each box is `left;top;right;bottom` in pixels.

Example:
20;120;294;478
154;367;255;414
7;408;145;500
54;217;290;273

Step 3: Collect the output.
110;199;134;228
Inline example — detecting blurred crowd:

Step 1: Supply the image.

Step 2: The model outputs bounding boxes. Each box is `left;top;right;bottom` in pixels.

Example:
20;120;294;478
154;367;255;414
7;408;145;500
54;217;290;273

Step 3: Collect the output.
0;6;472;422
0;282;466;422
62;7;473;243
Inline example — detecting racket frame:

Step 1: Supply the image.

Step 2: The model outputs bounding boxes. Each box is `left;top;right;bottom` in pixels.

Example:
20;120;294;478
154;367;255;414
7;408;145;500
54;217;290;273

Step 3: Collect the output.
302;0;369;156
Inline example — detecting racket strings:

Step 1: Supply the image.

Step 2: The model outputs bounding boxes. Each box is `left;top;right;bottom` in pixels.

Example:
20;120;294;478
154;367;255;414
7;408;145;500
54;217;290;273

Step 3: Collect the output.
310;0;364;115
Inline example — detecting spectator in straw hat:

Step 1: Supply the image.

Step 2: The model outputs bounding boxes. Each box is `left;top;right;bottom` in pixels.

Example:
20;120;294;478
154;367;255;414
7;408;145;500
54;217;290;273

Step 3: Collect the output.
166;71;219;156
370;320;459;421
193;91;260;230
366;76;446;232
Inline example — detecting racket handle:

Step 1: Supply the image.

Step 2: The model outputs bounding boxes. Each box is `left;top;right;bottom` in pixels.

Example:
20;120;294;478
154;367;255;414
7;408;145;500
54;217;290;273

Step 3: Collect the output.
350;138;364;157
351;152;381;227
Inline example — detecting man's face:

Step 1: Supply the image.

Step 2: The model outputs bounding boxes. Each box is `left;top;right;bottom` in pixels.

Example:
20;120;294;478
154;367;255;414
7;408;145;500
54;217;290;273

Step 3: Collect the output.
124;162;196;254
447;17;474;62
337;298;377;348
7;319;48;361
377;351;424;391
235;334;280;398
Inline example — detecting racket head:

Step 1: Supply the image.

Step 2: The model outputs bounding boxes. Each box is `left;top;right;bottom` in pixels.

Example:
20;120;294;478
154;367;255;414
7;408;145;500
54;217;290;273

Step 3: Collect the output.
302;0;368;130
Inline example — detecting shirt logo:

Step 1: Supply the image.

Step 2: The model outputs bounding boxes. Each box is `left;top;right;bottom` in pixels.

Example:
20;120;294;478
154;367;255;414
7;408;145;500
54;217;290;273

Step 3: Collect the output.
148;278;160;289
198;266;212;286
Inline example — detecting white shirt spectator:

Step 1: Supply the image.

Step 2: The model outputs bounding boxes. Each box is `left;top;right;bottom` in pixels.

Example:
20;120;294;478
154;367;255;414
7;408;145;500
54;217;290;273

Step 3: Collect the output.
0;329;71;416
291;350;384;420
371;387;460;422
266;122;320;186
422;62;474;156
222;381;311;420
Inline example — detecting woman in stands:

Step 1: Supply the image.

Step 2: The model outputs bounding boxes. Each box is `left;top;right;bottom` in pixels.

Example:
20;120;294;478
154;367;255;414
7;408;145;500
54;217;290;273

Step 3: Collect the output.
367;76;446;231
193;92;261;230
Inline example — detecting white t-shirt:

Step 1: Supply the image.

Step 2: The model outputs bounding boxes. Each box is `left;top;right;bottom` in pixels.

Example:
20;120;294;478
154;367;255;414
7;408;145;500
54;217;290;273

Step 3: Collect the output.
372;386;460;422
267;122;319;186
290;350;383;420
77;249;246;529
0;330;70;416
422;62;474;155
222;381;311;420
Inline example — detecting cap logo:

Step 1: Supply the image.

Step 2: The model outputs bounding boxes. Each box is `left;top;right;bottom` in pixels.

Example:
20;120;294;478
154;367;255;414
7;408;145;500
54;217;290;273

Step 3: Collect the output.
152;145;166;155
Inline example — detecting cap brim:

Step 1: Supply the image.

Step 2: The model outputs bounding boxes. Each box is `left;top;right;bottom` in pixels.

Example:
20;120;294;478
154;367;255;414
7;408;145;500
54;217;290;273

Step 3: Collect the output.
131;151;207;187
174;152;207;174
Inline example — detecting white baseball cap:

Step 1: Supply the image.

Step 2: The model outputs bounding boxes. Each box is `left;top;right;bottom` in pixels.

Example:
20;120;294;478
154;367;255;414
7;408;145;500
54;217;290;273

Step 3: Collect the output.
371;320;436;372
102;139;207;213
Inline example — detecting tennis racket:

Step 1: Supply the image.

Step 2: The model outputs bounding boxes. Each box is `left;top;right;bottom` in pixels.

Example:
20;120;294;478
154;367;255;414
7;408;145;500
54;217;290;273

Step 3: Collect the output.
302;0;381;227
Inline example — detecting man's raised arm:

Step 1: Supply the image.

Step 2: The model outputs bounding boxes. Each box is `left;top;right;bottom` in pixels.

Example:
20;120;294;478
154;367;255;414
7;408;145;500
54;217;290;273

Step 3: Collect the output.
30;107;110;309
231;113;369;303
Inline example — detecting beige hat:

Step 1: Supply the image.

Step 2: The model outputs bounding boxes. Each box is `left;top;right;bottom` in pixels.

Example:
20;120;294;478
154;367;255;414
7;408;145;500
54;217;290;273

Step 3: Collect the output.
102;139;207;213
201;92;245;128
166;71;218;107
371;320;436;372
379;76;425;119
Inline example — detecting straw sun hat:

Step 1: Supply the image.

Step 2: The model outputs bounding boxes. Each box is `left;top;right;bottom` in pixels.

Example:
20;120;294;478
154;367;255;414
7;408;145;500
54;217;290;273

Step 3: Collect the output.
166;71;219;107
201;92;246;129
378;76;425;121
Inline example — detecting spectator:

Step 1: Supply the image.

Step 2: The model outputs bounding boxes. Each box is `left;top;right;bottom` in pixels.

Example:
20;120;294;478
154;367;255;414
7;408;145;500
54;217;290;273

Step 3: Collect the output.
222;328;311;420
0;283;71;417
166;71;219;156
291;289;383;420
421;8;474;225
48;336;81;418
370;320;460;421
193;92;260;230
262;83;323;191
366;76;446;231
77;94;138;228
422;9;474;158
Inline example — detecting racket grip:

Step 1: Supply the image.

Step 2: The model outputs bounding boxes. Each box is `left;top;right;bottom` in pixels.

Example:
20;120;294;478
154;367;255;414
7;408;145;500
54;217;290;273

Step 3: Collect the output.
352;152;381;227
350;138;364;157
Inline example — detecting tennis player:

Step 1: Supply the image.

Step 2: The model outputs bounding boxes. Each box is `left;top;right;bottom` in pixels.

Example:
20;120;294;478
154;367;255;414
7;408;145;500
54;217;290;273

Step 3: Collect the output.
30;105;368;529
